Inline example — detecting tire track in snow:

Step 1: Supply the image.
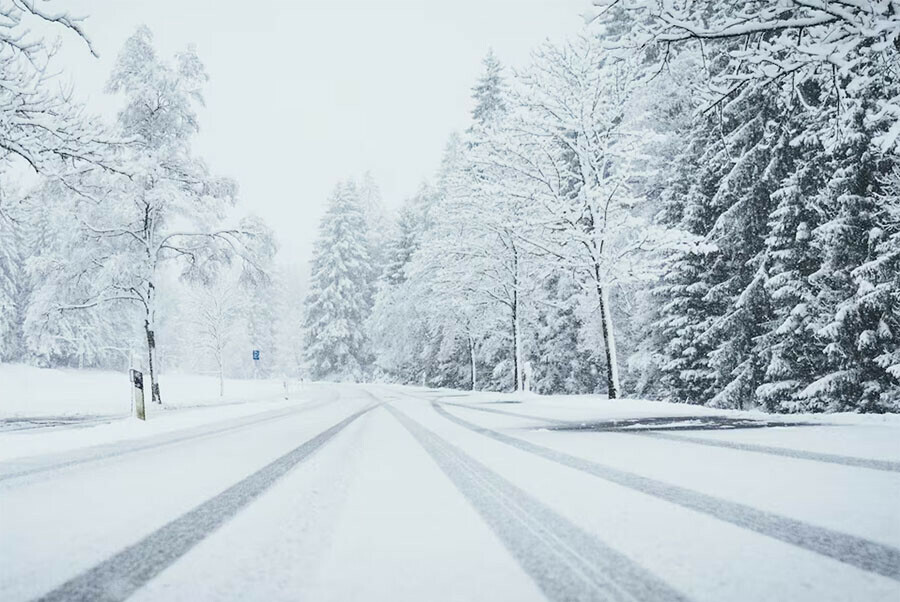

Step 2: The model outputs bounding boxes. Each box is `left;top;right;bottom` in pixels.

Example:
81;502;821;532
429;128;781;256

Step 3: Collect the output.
0;391;340;485
33;404;376;602
386;403;690;602
431;401;900;582
443;400;900;473
641;431;900;473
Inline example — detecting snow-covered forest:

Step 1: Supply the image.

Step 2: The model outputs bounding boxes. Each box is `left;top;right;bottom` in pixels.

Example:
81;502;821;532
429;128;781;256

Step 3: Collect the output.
1;1;899;413
304;2;900;413
0;11;300;403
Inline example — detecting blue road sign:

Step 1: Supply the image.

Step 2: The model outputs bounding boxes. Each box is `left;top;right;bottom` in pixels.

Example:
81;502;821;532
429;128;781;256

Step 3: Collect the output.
252;350;260;361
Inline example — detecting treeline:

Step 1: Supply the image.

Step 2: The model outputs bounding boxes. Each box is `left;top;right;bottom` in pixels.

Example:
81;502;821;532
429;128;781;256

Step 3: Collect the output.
0;15;289;402
304;2;900;413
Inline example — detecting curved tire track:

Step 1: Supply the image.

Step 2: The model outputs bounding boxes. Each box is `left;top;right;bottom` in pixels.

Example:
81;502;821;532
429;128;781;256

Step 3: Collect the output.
431;401;900;582
442;400;900;473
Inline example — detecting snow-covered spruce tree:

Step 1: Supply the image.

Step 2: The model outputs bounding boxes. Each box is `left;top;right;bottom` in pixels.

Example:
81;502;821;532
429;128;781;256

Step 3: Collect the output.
847;166;900;410
803;110;900;412
472;49;508;127
527;272;598;395
650;93;750;406
368;184;439;383
368;137;470;388
303;181;375;381
590;0;900;413
698;89;792;411
755;113;830;412
26;27;272;403
358;171;390;284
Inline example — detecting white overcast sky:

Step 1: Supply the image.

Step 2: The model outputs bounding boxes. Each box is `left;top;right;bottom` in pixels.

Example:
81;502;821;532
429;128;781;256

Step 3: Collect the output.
57;0;586;265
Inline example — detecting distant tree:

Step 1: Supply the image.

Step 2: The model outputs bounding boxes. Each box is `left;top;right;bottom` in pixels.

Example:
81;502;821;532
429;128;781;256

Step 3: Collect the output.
188;277;246;396
358;171;390;282
303;181;374;381
471;49;508;129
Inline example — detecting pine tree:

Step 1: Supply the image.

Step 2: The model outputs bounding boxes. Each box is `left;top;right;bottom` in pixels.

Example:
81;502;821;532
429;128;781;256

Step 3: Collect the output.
303;181;374;381
471;49;507;130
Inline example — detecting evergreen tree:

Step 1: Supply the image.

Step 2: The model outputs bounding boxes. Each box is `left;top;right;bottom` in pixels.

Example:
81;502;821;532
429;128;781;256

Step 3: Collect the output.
527;273;597;394
303;181;374;381
756;122;829;412
654;111;731;404
471;49;507;130
805;105;900;412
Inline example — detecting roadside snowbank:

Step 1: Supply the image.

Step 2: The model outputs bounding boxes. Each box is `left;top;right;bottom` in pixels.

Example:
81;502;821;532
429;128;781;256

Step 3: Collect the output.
0;363;295;418
413;386;900;427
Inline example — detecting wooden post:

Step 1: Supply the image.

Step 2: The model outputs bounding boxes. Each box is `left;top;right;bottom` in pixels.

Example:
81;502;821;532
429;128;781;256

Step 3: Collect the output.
131;369;146;421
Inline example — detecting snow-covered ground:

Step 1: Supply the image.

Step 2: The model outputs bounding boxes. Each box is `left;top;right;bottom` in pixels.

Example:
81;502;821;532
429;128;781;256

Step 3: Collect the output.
1;382;898;601
0;363;297;419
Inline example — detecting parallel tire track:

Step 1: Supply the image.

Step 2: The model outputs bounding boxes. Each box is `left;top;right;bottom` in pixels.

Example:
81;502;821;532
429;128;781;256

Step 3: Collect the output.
34;404;375;602
641;431;900;473
386;404;690;602
443;400;900;473
432;401;900;582
0;391;339;484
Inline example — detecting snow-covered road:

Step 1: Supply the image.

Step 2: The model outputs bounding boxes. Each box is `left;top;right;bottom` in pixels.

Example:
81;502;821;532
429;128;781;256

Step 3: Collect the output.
1;384;898;601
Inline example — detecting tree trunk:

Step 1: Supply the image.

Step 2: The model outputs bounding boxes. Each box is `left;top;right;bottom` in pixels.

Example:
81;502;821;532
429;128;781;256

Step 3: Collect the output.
511;242;524;392
468;334;477;391
596;283;620;399
144;317;161;404
514;293;524;392
217;353;225;397
144;283;162;404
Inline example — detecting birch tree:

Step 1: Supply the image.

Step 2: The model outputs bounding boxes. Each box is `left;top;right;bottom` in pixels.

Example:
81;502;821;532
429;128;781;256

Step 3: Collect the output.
486;38;693;398
28;27;272;403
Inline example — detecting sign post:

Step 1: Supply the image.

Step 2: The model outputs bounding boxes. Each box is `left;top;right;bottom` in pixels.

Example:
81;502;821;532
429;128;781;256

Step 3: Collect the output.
131;369;146;421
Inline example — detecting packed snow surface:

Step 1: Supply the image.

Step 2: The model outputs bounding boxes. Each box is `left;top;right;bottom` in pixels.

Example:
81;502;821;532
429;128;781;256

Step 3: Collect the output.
1;381;898;601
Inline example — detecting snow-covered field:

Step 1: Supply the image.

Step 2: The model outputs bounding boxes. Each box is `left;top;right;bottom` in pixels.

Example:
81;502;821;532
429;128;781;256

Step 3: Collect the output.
1;382;898;601
0;363;295;419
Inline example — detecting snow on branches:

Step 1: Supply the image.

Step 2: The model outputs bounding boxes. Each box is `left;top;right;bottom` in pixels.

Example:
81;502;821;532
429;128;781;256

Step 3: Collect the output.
589;0;900;151
0;1;110;175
